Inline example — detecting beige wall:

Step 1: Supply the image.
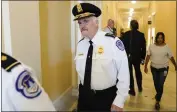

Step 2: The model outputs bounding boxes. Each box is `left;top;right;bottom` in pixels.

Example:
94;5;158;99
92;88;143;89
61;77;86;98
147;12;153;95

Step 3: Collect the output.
8;1;42;81
155;1;176;58
2;1;12;54
39;1;72;101
138;9;149;41
2;22;4;52
39;1;50;94
102;1;111;28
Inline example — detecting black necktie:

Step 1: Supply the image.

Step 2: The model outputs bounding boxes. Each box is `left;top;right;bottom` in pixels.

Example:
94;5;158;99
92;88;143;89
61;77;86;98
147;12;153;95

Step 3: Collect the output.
83;40;93;90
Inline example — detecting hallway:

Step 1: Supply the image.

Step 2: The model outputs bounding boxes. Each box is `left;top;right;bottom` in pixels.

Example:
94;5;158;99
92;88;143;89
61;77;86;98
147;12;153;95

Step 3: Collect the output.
124;65;176;111
69;65;176;111
2;1;176;111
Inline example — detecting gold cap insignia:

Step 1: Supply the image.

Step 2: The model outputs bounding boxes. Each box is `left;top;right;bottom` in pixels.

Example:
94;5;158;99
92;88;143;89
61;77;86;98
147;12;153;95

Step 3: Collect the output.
98;46;104;54
2;55;7;61
77;3;83;13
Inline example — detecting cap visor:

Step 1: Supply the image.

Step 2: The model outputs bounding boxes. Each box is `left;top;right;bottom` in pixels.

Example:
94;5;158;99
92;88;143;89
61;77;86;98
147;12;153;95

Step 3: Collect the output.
73;15;95;21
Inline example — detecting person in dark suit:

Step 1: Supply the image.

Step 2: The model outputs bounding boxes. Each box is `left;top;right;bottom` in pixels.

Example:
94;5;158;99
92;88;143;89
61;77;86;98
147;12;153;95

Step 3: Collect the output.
120;20;146;96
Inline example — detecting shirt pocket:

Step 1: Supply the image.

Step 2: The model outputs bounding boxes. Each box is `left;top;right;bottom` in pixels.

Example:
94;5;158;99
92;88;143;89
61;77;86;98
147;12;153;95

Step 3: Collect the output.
92;54;115;74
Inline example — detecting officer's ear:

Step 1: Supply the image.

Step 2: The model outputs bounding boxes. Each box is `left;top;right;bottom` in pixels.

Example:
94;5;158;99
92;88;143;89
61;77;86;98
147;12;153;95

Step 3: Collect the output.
95;17;99;25
96;19;99;24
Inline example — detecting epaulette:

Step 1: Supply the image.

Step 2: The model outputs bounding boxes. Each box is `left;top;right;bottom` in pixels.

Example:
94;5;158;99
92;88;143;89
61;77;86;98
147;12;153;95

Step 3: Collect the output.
1;52;21;72
105;33;115;38
78;37;84;43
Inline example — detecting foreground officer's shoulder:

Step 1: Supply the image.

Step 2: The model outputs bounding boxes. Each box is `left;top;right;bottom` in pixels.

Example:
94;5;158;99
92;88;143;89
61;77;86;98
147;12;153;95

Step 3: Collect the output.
1;52;21;72
77;38;86;48
105;33;115;38
114;38;125;51
2;52;42;99
78;38;85;44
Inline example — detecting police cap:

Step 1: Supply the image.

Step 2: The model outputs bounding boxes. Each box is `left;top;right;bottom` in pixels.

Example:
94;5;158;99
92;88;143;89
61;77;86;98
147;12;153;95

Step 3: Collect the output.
72;3;101;21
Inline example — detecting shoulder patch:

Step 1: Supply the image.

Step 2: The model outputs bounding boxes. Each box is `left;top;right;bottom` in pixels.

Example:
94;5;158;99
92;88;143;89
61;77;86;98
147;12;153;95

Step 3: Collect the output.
78;37;85;43
16;70;42;99
116;40;125;51
1;52;21;72
105;33;115;38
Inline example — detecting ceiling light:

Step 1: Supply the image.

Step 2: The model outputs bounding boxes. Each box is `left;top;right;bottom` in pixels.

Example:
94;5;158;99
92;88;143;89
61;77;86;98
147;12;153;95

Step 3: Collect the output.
131;1;136;4
152;12;156;15
78;0;83;3
129;12;133;16
130;8;134;12
148;15;151;18
127;21;130;28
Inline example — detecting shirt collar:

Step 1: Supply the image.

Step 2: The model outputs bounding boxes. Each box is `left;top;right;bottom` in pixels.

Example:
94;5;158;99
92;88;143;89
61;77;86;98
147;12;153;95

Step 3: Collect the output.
107;26;113;31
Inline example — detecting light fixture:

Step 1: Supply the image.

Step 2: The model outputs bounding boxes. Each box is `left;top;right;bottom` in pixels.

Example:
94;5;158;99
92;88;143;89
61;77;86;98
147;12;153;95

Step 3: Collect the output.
127;17;131;28
152;12;156;15
148;15;151;18
129;8;134;12
147;28;151;48
129;12;133;16
127;21;131;28
131;1;136;4
152;28;155;43
78;0;83;3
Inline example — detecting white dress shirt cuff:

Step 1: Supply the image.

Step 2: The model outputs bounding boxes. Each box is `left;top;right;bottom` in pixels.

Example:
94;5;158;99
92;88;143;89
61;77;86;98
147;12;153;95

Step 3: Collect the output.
113;94;126;108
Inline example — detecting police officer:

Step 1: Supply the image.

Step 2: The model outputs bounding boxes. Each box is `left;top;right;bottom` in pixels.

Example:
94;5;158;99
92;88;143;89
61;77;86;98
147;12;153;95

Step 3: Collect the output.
2;52;56;111
72;3;130;111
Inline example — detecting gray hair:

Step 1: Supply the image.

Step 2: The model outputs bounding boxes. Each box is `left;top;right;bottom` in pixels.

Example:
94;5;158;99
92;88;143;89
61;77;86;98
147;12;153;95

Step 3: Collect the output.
91;16;99;25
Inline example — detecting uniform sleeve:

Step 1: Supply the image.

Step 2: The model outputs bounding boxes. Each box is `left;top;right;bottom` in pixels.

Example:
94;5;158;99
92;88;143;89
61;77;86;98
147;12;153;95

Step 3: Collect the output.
75;44;80;88
167;45;173;58
112;39;130;108
8;66;56;111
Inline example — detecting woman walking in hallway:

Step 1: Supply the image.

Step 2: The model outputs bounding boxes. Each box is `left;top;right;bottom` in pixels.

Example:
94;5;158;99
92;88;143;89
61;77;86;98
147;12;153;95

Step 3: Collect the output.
144;32;177;110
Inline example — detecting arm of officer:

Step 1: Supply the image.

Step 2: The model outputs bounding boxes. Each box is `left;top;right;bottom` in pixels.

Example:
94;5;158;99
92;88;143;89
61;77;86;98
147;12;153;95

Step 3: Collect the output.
8;65;56;111
112;38;130;109
75;43;81;88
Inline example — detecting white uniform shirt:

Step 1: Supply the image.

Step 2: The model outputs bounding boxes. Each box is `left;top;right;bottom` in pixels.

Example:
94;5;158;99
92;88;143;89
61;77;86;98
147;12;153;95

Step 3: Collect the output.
75;30;130;108
103;26;114;34
147;44;173;68
2;54;56;111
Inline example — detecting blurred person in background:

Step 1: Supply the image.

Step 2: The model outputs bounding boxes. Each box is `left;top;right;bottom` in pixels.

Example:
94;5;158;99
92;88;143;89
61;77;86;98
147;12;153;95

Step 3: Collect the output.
121;20;146;96
103;19;114;35
144;32;177;110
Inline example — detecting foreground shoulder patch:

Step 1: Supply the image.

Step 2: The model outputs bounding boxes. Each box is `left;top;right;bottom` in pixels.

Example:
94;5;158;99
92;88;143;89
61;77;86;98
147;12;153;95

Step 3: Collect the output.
1;52;21;72
105;33;115;38
116;40;124;51
16;70;42;99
